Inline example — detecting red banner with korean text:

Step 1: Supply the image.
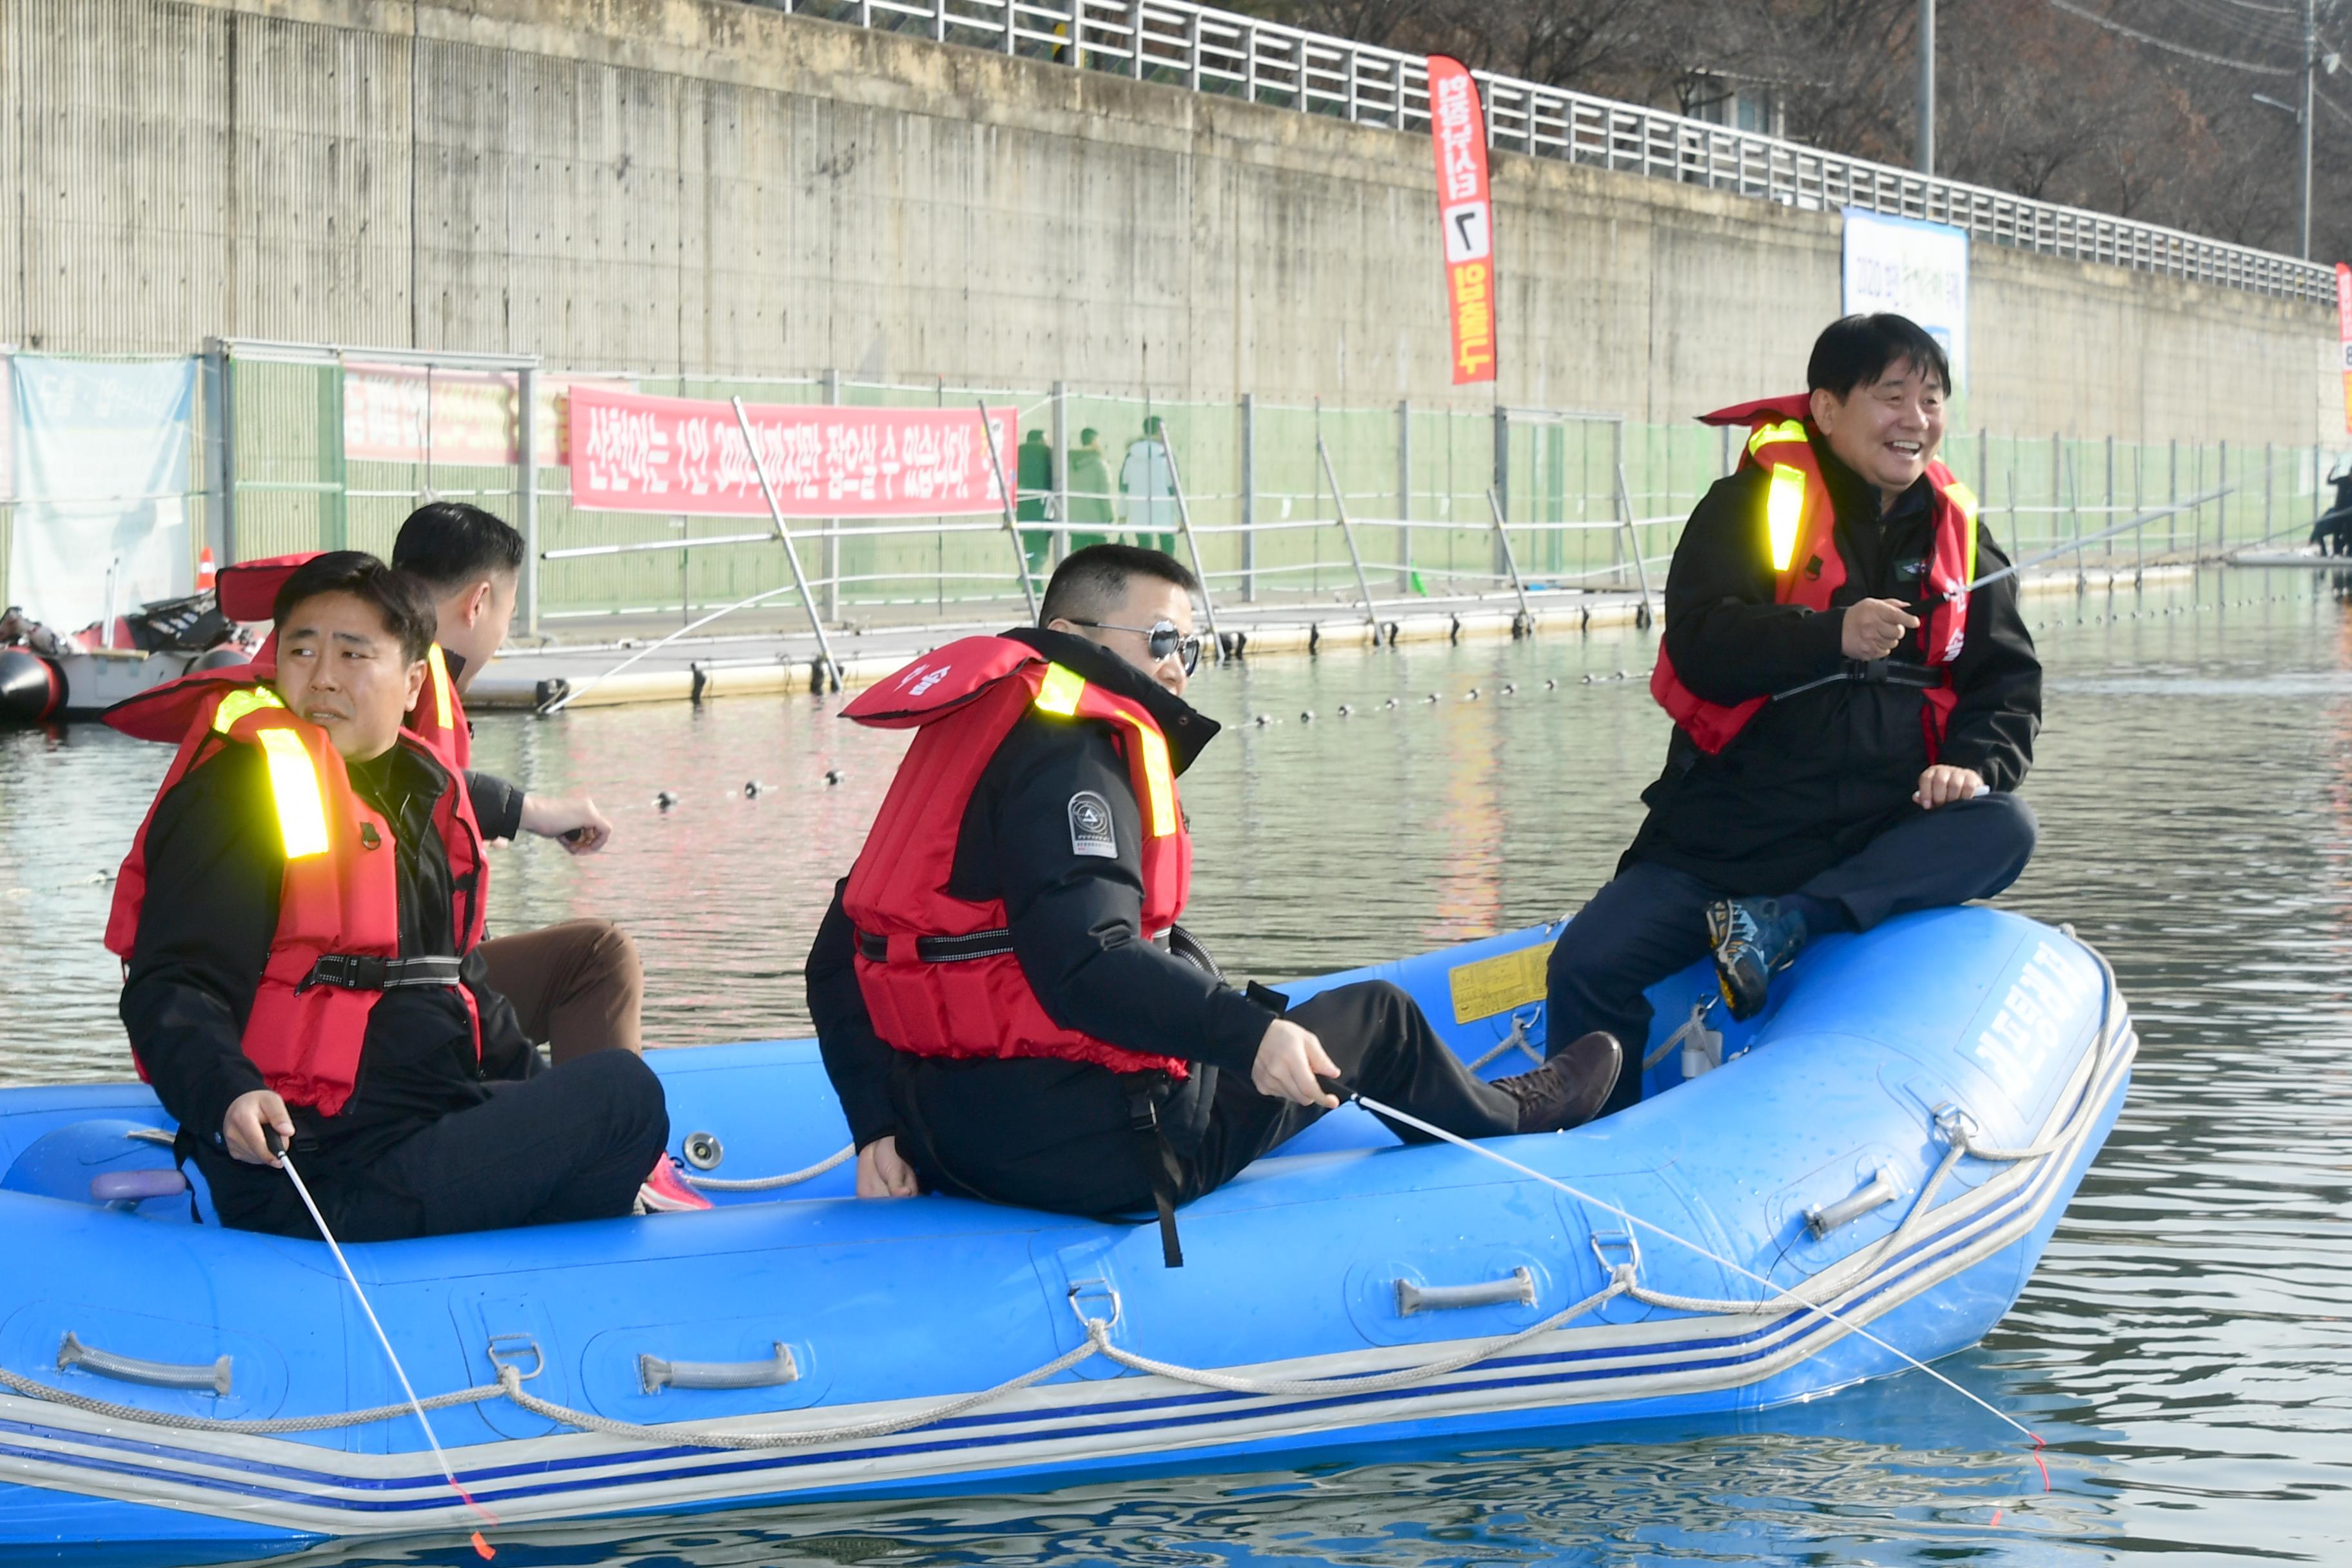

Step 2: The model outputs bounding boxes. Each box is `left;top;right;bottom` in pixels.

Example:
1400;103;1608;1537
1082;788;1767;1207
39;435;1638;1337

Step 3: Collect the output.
567;387;1017;518
1427;55;1496;386
2336;264;2352;435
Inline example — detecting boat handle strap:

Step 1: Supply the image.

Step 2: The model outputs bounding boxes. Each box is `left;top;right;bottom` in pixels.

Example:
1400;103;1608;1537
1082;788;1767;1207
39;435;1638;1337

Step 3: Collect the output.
1395;1266;1536;1317
57;1331;231;1396
1806;1168;1902;1239
639;1342;799;1395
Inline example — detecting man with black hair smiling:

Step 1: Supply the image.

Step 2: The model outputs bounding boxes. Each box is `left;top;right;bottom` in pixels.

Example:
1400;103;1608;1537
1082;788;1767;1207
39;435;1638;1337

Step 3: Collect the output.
1546;314;2043;1119
108;552;687;1237
807;544;1622;1262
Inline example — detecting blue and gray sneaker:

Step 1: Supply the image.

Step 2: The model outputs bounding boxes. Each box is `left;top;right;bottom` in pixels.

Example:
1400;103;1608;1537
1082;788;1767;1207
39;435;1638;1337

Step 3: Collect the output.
1705;897;1808;1021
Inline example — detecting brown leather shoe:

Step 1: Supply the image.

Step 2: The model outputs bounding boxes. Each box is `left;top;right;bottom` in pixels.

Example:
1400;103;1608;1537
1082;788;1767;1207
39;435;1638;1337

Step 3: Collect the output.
1491;1031;1623;1133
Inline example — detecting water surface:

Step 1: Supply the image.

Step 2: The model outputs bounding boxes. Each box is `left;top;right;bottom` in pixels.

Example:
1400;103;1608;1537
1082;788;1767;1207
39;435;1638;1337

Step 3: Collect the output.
2;570;2347;1564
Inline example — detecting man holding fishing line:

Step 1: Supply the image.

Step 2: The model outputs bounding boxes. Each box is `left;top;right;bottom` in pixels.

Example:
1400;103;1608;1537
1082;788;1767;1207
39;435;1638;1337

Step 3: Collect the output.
1547;313;2043;1117
806;544;1623;1263
110;552;688;1237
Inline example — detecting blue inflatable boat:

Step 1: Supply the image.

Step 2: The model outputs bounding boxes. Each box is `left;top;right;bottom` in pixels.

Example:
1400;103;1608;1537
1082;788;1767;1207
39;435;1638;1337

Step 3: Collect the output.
0;906;2132;1553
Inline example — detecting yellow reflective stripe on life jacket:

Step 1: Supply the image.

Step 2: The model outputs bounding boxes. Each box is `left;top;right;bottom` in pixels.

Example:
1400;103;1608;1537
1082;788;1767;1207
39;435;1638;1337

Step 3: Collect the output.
1941;480;1981;587
1115;712;1177;839
1033;662;1176;837
1034;662;1086;717
252;727;332;860
1765;462;1808;574
426;645;455;730
1747;420;1808;459
212;685;286;733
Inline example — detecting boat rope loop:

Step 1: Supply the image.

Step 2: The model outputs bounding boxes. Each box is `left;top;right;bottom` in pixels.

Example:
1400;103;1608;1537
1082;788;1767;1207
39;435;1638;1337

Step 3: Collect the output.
0;1364;502;1434
680;1143;854;1192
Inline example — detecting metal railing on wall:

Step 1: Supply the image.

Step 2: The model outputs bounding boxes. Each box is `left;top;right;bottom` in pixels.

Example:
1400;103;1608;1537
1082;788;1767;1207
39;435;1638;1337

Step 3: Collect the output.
765;0;2331;304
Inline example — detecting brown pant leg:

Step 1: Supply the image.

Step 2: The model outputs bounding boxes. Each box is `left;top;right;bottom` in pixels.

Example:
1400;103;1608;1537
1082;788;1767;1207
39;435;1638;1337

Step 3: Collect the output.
476;919;644;1064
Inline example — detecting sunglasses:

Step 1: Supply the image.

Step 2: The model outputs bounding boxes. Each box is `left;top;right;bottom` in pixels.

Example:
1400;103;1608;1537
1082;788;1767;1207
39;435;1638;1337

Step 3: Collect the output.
1066;618;1204;675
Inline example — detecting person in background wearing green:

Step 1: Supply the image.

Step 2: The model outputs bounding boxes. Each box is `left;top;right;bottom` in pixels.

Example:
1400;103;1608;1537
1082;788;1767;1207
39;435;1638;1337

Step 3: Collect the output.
1066;428;1116;551
1120;416;1179;554
1017;429;1057;576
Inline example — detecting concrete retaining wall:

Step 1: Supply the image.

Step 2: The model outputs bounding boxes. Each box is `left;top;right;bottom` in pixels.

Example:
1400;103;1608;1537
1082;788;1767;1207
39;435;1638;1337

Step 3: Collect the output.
1;0;2335;445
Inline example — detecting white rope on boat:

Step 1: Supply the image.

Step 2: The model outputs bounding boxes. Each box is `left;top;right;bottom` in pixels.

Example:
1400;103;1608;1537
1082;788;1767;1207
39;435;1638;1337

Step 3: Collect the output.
681;1143;855;1191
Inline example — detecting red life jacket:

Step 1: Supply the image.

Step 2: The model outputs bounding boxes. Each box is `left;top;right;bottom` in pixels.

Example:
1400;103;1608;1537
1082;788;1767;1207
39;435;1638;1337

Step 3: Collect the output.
104;669;488;1118
841;636;1193;1080
1649;393;1981;759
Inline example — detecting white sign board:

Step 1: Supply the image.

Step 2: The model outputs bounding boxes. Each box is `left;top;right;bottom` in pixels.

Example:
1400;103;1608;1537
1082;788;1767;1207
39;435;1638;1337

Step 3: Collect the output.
1842;210;1969;395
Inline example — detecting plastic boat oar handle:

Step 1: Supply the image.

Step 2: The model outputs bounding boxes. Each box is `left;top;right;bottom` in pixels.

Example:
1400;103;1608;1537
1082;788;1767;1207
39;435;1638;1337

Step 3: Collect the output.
639;1344;799;1395
1395;1267;1538;1317
56;1331;231;1396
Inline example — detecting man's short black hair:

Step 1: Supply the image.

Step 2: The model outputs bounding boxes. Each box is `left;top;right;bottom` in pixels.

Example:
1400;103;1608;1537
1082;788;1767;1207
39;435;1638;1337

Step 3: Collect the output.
1039;543;1199;627
1807;314;1952;400
273;551;438;666
391;501;525;593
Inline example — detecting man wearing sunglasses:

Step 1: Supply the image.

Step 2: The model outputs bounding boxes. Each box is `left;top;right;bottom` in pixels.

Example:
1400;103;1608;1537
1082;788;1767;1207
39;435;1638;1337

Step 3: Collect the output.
805;544;1623;1264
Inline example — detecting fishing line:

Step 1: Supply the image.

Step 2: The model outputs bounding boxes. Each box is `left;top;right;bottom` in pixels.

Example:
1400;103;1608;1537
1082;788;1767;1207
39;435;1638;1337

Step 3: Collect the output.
1957;485;2232;596
1349;1091;2052;1479
270;1132;501;1556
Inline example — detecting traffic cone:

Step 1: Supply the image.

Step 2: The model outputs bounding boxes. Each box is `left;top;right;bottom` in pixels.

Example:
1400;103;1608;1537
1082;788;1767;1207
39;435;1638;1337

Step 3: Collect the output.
197;547;216;591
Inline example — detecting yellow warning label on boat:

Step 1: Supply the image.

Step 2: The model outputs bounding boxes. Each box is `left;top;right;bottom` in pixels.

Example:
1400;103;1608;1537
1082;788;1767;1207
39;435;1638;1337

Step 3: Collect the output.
1448;942;1556;1025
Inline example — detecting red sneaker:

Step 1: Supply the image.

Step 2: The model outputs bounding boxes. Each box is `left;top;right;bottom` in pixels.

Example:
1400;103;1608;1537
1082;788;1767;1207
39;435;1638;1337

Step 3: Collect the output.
637;1155;714;1213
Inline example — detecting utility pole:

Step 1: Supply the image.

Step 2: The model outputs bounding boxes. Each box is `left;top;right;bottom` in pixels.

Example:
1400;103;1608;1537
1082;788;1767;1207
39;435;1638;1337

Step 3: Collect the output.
2302;0;2317;259
1917;0;1936;175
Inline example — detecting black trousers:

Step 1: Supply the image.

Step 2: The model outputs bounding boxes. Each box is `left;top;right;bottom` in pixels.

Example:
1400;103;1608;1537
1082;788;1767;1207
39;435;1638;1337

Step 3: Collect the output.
890;979;1518;1217
1545;792;2038;1118
299;1052;669;1242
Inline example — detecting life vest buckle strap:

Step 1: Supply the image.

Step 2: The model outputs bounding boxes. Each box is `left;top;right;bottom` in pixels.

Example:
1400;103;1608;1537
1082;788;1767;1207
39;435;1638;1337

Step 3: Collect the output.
298;954;465;993
855;927;1017;965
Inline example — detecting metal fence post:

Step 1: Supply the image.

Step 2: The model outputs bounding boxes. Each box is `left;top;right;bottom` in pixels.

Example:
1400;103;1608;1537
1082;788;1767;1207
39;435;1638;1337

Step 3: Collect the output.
1128;0;1144;77
730;397;842;692
1159;427;1224;652
1051;378;1070;565
1491;404;1511;535
1315;435;1381;633
2169;437;2179;557
1239;391;1257;602
2218;439;2229;551
201;337;237;567
1614;460;1652;623
1002;0;1017;54
1977;427;1988;546
822;368;841;622
978;398;1040;622
1485;487;1532;630
1396;397;1412;592
517;362;540;640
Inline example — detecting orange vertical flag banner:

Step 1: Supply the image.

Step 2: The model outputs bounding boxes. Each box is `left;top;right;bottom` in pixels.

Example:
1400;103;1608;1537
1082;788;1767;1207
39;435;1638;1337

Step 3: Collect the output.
1427;55;1497;387
2336;263;2352;435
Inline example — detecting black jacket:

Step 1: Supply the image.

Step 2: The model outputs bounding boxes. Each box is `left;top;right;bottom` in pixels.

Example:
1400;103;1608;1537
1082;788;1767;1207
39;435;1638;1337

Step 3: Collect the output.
806;627;1273;1151
121;734;536;1235
1625;436;2042;893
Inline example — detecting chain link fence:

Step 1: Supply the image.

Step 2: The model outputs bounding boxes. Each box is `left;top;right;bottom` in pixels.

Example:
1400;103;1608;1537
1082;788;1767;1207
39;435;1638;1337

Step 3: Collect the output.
178;341;2352;644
